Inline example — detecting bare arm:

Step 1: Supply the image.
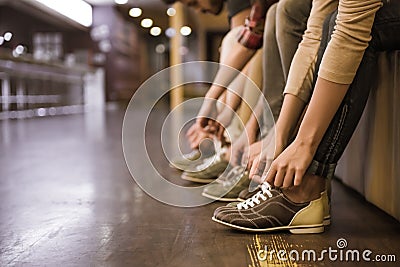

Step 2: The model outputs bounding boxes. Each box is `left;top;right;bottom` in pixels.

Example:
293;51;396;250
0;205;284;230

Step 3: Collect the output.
265;78;348;187
274;94;307;154
197;44;256;121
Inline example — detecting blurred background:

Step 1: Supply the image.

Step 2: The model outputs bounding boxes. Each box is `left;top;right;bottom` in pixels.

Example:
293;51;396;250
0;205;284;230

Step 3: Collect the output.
0;0;230;119
0;1;399;266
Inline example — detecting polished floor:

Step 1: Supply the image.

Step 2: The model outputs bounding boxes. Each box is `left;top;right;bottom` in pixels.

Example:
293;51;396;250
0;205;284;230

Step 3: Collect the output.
0;105;399;267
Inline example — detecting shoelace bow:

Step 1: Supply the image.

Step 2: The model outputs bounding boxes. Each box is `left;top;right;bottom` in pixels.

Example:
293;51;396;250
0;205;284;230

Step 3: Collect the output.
237;182;273;210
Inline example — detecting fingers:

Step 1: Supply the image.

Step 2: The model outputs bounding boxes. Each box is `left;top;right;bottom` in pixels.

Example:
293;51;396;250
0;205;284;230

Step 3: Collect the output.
198;117;208;128
282;168;295;188
249;155;266;182
264;160;306;188
190;131;207;149
264;163;277;185
248;146;262;169
249;155;259;178
186;124;196;138
242;147;250;169
190;134;201;149
216;123;226;145
187;134;197;149
294;169;305;186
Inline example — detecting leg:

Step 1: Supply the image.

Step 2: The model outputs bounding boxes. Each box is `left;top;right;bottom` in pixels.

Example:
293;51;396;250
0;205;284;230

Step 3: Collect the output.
262;3;284;121
276;0;312;81
262;0;312;127
308;0;400;179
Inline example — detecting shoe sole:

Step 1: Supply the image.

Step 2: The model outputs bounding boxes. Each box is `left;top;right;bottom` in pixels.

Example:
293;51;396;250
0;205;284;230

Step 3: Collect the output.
169;162;201;171
181;173;216;183
212;217;324;234
202;192;239;202
235;197;332;226
323;216;331;226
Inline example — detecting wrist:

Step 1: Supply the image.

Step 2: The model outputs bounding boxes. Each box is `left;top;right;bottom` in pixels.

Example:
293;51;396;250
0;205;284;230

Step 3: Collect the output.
244;127;257;142
216;110;233;127
198;99;216;117
275;125;290;148
293;133;319;154
205;85;224;99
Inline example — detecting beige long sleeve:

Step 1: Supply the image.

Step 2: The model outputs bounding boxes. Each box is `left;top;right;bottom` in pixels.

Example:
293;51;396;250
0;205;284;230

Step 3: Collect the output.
319;0;382;84
284;0;382;103
284;0;338;103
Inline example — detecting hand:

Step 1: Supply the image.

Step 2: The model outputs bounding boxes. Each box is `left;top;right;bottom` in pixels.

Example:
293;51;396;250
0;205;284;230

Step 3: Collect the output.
230;128;257;166
264;139;316;188
242;141;263;170
186;123;213;150
196;99;218;129
248;136;275;184
204;119;227;146
248;128;282;183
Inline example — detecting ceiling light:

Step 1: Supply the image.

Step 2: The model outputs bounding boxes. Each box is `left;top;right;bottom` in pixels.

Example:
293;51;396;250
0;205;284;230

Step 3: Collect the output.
13;44;26;57
129;7;142;17
4;32;13;41
155;44;166;54
150;27;162;36
180;26;192;36
33;0;92;27
167;7;176;16
0;37;4;46
114;0;128;4
141;18;153;28
165;27;176;38
15;45;25;55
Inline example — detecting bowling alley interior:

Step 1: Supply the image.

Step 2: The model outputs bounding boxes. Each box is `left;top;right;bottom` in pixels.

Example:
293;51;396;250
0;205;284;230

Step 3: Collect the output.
0;0;399;266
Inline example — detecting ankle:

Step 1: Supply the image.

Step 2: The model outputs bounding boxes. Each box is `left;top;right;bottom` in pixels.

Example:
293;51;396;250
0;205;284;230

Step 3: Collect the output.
282;175;325;203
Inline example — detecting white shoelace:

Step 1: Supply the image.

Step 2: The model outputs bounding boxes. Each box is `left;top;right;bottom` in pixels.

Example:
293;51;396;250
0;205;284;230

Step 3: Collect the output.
237;182;273;210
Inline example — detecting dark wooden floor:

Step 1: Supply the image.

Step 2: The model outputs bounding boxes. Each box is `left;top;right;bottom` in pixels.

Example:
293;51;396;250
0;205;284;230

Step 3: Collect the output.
0;105;399;267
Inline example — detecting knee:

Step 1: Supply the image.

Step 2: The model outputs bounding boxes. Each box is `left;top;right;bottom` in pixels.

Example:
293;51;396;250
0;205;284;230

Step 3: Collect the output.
276;0;311;23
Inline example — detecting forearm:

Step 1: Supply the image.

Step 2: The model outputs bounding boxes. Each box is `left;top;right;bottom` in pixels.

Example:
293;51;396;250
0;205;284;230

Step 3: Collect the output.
243;96;267;138
275;94;307;148
291;0;381;148
215;89;243;126
295;77;349;151
198;45;256;118
207;43;256;100
202;0;276;103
